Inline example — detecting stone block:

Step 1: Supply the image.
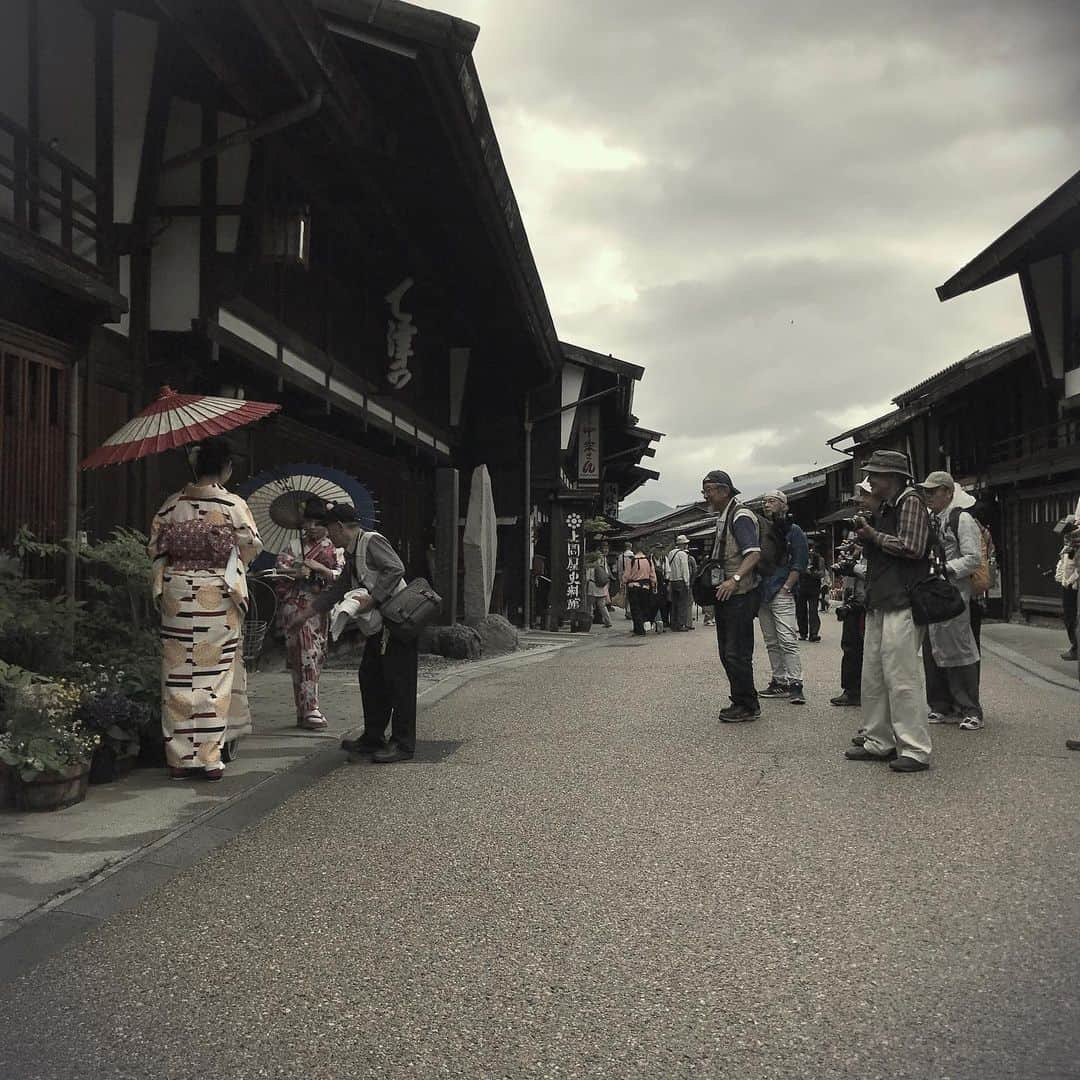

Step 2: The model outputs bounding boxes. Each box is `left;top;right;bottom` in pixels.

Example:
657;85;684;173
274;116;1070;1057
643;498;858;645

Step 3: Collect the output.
420;624;482;661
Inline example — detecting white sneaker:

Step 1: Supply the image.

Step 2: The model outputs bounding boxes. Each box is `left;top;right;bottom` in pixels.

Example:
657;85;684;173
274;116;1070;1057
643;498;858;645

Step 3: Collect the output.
928;711;958;724
959;715;984;731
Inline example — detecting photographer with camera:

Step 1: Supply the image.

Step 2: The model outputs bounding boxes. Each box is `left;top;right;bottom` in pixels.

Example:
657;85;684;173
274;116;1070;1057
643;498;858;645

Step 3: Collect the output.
830;479;876;709
1054;515;1079;661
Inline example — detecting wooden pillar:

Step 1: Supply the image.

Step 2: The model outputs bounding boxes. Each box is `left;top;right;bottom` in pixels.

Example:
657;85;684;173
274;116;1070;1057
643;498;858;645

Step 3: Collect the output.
435;466;459;625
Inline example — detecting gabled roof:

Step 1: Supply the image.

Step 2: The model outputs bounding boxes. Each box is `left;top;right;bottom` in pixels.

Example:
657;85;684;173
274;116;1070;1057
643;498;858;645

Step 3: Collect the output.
561;341;646;382
937;168;1080;300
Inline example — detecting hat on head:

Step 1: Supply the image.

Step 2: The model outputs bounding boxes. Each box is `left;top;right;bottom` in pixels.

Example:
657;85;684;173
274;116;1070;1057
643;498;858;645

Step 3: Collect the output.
702;469;740;496
861;449;912;478
675;534;690;545
917;470;955;490
856;478;873;495
763;489;789;507
301;498;362;525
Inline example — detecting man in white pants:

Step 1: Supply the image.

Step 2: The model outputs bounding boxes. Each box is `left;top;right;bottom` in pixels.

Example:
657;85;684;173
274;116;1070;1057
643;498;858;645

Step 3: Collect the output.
844;450;933;774
756;491;810;705
666;535;693;631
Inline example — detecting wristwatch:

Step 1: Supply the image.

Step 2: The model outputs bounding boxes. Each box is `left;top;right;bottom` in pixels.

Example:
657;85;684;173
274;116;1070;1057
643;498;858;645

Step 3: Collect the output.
732;573;742;583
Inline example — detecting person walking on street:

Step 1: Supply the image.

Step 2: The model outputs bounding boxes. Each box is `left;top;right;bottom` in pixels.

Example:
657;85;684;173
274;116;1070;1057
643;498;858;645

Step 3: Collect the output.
918;472;985;731
1055;518;1079;661
844;450;932;773
305;501;417;764
617;542;635;620
587;553;613;628
831;480;876;709
756;491;809;705
622;546;657;636
652;547;670;633
667;535;693;631
797;543;825;642
701;470;762;722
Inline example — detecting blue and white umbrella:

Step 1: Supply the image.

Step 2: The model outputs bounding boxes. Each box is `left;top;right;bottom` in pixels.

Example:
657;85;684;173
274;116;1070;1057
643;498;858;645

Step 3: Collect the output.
237;464;378;568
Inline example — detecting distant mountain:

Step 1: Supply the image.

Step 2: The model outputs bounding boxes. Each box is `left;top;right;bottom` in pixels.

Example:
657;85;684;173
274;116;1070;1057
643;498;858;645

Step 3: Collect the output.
619;500;675;524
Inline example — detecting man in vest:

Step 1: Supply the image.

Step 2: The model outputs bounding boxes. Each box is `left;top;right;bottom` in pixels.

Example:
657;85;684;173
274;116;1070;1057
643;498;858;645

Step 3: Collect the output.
917;471;984;730
304;501;417;764
845;450;932;773
702;470;762;722
617;542;635;620
666;534;693;631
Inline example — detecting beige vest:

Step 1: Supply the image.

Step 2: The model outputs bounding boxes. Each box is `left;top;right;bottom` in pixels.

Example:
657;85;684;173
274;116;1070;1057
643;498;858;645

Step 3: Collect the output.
710;503;757;595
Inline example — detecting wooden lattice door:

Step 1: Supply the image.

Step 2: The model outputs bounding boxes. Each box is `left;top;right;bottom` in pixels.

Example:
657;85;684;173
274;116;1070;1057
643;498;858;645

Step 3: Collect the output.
0;335;70;542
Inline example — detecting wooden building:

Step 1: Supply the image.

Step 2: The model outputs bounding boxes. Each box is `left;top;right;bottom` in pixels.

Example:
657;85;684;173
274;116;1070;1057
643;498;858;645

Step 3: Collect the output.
528;341;662;628
0;0;668;627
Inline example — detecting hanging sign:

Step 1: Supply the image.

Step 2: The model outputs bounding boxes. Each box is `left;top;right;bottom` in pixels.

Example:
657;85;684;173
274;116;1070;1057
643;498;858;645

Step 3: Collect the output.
577;406;600;487
603;482;619;519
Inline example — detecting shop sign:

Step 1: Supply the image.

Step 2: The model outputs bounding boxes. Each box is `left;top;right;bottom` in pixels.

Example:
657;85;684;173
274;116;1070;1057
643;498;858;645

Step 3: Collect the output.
603;482;619;518
385;277;417;389
566;512;584;610
577;406;600;486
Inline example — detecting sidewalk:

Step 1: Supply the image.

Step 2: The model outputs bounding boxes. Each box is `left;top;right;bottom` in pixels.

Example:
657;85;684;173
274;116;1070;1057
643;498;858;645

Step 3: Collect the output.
981;621;1079;695
0;630;585;974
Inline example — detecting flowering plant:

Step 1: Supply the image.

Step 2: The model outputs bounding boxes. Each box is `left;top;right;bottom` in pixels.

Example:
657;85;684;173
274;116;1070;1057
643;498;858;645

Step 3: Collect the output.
72;690;149;759
0;680;100;781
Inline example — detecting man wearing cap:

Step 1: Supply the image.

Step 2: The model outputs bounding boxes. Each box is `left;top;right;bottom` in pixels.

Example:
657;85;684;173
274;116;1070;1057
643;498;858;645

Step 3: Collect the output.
304;501;418;764
667;535;694;631
917;471;984;731
756;490;810;705
831;478;877;710
702;470;762;721
844;449;933;773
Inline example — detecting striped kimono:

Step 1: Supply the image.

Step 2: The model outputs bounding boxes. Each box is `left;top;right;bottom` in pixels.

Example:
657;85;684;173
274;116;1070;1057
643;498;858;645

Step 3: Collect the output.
149;484;262;772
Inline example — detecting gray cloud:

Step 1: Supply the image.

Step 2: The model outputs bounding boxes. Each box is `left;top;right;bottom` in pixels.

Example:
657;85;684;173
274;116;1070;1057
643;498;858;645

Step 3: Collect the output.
444;0;1080;504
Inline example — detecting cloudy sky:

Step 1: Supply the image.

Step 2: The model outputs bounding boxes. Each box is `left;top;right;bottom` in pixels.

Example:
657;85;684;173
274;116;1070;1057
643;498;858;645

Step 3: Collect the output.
442;0;1080;509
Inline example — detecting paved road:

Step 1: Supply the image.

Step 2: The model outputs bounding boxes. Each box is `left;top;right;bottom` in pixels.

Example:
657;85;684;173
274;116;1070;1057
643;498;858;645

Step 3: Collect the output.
2;617;1079;1080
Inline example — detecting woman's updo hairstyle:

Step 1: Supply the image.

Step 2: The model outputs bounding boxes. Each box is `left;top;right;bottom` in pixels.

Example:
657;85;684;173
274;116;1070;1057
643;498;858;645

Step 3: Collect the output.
193;437;233;479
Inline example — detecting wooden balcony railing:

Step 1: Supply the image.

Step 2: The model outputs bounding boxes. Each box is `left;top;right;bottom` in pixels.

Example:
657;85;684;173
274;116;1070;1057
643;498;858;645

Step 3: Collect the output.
0;111;107;275
989;418;1080;465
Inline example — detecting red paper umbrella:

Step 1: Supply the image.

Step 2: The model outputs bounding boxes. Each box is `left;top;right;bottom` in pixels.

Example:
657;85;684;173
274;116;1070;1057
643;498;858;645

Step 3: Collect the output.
80;386;281;470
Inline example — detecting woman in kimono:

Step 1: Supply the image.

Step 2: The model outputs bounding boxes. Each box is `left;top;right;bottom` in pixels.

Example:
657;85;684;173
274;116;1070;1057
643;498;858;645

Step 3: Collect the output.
149;437;262;780
274;520;343;730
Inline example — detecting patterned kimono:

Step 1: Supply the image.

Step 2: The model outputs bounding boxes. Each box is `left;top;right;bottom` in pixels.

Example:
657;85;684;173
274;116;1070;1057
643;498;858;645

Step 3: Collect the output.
149;484;262;772
274;537;343;723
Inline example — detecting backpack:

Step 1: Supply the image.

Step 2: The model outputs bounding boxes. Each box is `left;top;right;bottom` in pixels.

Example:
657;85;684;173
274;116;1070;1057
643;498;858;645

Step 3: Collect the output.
947;508;994;594
593;561;610;588
755;514;785;578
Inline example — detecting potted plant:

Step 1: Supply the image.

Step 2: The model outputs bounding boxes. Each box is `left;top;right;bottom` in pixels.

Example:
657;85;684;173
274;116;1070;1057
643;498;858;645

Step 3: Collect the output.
0;682;99;812
74;689;149;784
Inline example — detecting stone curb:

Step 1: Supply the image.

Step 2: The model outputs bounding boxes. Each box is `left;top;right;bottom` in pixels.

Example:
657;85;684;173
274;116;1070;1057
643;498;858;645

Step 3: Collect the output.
0;637;578;987
980;637;1079;698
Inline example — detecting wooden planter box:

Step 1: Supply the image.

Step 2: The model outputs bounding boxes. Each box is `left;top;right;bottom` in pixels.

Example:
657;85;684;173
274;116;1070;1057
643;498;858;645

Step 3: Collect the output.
13;762;90;812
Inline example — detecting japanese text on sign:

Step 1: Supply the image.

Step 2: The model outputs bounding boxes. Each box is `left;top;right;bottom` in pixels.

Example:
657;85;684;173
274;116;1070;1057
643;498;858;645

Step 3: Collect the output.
577;407;600;486
566;512;583;609
385;277;417;390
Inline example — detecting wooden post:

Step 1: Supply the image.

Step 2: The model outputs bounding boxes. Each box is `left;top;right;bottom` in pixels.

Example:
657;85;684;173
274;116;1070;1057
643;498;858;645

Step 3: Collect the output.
435;467;459;625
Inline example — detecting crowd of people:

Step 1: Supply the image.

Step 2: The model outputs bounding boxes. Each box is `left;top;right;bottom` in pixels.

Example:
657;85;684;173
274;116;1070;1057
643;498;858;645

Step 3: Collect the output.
593;451;1043;772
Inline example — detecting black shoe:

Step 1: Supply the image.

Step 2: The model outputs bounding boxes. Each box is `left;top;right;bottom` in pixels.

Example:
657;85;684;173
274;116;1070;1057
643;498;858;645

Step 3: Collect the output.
844;746;897;762
1062;649;1077;661
851;734;866;746
808;636;821;643
787;682;805;705
830;694;861;707
372;741;414;764
719;705;760;723
342;736;385;756
799;634;807;641
889;755;929;773
758;681;787;698
1065;739;1080;751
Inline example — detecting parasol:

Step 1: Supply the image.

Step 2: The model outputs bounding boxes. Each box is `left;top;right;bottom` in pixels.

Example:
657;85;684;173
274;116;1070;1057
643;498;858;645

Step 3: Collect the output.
237;464;378;565
80;386;281;470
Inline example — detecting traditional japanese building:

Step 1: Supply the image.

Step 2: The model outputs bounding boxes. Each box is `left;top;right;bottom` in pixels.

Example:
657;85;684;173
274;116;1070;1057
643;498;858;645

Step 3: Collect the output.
0;0;669;628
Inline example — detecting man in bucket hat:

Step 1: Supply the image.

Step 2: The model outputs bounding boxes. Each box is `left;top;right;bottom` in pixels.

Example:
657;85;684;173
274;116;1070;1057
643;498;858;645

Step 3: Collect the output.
667;534;694;631
844;450;933;773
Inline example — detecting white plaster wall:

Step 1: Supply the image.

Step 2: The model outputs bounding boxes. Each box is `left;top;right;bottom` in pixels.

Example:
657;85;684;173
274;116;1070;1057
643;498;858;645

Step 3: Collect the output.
560;362;585;450
1030;254;1064;380
113;13;157;223
217;112;250;253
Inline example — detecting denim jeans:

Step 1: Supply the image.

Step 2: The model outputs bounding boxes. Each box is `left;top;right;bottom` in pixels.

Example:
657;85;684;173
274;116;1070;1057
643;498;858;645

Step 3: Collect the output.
714;590;761;710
